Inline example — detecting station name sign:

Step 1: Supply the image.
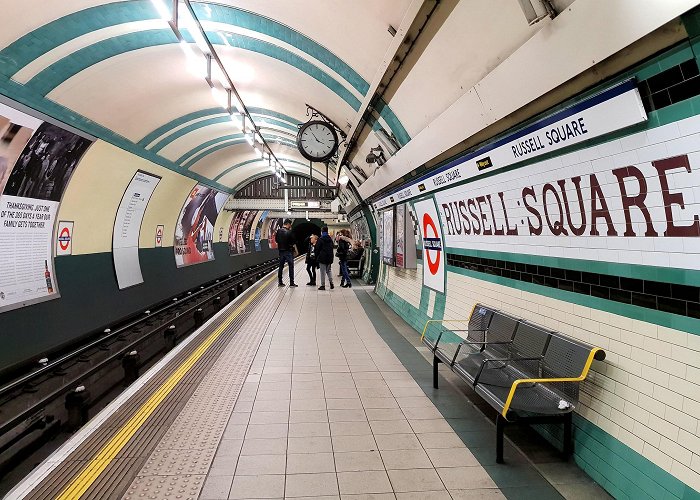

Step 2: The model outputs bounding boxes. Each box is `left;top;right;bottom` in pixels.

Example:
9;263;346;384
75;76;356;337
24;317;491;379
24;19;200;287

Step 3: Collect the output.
373;80;647;210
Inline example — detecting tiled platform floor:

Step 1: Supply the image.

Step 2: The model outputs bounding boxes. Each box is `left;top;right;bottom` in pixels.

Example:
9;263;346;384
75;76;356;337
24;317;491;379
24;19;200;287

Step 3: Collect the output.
188;266;605;500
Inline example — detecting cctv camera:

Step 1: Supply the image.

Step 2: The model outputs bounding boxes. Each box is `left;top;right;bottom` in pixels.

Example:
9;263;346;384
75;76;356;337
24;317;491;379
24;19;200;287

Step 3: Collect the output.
366;152;376;164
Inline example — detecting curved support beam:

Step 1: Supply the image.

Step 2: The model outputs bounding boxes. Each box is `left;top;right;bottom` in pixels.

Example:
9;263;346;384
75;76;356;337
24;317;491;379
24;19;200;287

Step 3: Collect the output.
183;137;297;170
178;131;297;166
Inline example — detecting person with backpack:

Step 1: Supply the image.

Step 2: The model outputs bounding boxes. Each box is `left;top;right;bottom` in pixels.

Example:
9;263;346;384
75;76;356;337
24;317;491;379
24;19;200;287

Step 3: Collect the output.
315;227;334;290
336;229;352;288
305;234;318;286
275;218;298;287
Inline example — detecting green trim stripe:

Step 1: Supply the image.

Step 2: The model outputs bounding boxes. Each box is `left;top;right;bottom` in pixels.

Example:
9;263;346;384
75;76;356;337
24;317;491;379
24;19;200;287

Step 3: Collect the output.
177;131;295;166
218;157;309;182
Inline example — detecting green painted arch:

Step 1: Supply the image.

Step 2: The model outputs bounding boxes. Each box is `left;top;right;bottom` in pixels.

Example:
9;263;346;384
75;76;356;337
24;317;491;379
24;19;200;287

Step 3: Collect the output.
232;170;329;192
153;115;233;153
178;130;298;166
138;106;223;146
182;137;298;170
138;107;300;149
215;157;312;182
25;28;361;118
194;2;368;95
1;0;409;145
26;29;178;96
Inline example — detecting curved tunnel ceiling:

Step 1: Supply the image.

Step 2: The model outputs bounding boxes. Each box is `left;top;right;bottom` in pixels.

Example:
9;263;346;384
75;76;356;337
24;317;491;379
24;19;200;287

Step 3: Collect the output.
0;0;413;193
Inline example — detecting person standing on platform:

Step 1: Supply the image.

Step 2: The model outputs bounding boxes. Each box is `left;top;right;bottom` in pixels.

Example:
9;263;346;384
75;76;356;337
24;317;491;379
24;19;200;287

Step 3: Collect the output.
306;234;318;286
276;218;298;287
315;227;334;290
336;229;352;288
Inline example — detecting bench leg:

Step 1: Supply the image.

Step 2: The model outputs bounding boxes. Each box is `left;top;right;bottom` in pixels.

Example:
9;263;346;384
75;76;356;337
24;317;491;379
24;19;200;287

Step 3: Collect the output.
496;414;505;464
563;412;573;459
433;356;441;389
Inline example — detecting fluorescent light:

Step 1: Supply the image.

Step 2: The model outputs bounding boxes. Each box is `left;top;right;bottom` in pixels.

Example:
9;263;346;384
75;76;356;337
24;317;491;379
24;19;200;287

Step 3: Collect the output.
338;174;349;186
178;6;210;54
210;86;228;109
245;132;254;146
254;146;263;158
180;41;206;77
254;133;263;145
229;112;243;130
150;0;171;20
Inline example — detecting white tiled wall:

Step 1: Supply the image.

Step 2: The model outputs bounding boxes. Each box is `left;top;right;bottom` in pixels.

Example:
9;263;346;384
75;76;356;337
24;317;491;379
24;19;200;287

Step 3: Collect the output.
381;264;422;310
444;270;700;491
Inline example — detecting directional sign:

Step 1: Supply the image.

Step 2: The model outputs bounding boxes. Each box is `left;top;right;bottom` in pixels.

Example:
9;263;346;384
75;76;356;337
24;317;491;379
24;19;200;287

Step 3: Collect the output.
155;225;164;247
56;221;74;256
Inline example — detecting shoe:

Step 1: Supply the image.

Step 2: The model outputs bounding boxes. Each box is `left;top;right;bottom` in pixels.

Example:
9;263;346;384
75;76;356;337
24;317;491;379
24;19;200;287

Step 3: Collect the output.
290;283;298;287
310;281;316;286
330;283;334;290
340;281;346;287
318;286;326;290
278;283;285;287
306;282;312;285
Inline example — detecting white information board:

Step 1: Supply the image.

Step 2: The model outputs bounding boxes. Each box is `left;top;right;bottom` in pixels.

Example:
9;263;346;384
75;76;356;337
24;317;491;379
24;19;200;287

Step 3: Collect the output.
112;170;160;289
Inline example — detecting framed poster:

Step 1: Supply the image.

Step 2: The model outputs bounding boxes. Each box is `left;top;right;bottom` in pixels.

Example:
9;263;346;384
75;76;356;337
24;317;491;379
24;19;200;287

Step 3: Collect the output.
112;170;161;289
0;101;93;312
174;185;228;267
381;208;394;266
395;204;405;267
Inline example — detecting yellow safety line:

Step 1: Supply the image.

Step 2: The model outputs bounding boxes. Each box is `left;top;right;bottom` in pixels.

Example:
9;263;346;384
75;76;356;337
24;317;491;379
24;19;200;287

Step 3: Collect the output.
500;347;603;420
55;276;275;500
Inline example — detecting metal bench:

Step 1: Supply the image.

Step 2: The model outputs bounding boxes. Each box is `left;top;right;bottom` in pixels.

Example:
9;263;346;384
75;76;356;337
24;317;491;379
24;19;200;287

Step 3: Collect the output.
422;304;605;463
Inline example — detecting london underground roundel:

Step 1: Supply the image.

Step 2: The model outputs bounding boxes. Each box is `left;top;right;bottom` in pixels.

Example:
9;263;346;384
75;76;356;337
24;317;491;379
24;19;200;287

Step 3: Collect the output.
414;199;445;293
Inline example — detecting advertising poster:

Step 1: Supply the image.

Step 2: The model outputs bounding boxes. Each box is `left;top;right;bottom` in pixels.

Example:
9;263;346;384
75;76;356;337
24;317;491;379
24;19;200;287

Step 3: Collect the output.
0;101;93;312
381;208;394;265
228;210;250;255
112;170;161;289
267;218;283;249
242;210;257;253
395;204;405;267
174;185;228;267
255;210;269;251
414;198;445;293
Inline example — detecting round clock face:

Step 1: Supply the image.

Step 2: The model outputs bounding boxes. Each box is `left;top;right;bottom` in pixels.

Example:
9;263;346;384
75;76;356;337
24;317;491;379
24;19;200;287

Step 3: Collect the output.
297;120;338;162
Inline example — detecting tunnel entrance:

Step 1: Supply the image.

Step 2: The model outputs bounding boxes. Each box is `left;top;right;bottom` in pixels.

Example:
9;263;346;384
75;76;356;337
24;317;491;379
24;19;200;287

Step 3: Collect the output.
292;220;322;254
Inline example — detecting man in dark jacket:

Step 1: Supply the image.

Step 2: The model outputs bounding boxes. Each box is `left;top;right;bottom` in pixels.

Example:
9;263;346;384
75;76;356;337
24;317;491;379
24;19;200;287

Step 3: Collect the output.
315;227;334;290
276;219;297;287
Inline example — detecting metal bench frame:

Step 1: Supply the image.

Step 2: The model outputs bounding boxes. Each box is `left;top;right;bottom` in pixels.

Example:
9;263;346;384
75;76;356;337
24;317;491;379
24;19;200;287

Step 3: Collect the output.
422;305;605;463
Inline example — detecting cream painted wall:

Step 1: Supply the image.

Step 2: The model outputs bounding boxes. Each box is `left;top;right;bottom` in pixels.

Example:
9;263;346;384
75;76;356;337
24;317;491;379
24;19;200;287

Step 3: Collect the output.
56;140;196;255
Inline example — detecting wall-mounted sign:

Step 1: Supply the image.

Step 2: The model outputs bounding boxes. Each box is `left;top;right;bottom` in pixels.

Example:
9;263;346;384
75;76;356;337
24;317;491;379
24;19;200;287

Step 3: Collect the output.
155;225;164;247
381;209;394;265
373;80;647;210
414;198;445;293
434;111;700;271
113;170;161;289
56;221;73;256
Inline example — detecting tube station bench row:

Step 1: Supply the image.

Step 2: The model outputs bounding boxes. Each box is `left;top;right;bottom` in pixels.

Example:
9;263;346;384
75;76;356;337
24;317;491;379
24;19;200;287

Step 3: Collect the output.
421;303;606;463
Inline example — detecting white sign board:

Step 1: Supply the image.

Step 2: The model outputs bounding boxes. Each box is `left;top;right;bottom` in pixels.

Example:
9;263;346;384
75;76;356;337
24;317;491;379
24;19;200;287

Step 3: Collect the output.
414;198;445;293
56;220;73;255
434;112;700;271
112;170;161;289
373;80;647;210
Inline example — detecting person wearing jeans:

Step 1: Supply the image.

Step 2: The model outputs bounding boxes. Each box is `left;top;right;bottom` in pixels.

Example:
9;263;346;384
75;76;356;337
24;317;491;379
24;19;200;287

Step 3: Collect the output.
315;227;334;290
275;218;297;287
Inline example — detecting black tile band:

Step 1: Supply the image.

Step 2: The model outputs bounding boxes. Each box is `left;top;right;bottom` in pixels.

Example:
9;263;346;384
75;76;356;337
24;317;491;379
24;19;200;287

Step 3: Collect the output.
446;253;700;319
